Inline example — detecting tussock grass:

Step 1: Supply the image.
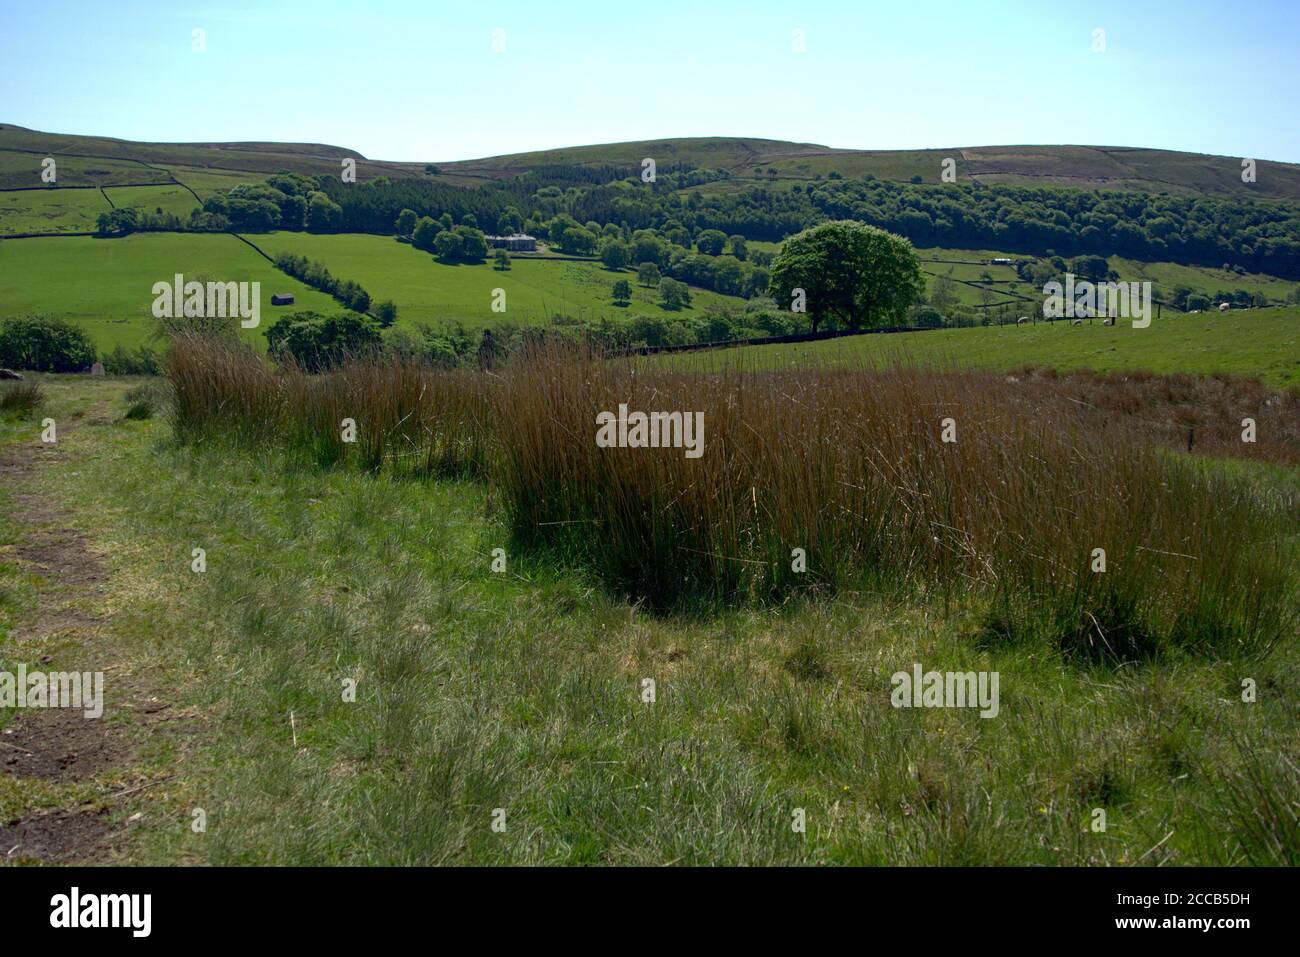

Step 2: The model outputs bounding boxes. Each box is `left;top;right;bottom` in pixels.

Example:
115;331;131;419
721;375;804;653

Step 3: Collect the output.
0;379;43;416
167;334;487;477
167;336;1296;662
491;344;1294;659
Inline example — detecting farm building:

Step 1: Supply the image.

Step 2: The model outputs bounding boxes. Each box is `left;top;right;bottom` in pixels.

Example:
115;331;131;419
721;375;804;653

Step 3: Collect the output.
271;293;295;306
485;233;537;252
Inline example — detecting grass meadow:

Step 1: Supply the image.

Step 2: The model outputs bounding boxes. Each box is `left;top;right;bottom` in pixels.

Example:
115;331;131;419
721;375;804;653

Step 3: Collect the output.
693;307;1300;388
0;186;110;234
263;230;743;325
103;183;202;219
0;233;339;350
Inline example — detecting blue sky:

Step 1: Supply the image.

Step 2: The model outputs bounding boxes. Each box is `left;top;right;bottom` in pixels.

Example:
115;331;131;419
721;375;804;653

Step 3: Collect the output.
2;0;1297;163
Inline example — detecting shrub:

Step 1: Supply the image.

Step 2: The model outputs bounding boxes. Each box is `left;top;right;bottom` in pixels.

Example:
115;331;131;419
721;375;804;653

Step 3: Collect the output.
103;343;162;376
264;311;383;372
0;315;96;372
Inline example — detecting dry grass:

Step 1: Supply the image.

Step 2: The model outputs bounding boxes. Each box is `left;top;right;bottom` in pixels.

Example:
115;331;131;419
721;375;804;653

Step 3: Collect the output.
0;379;43;416
166;333;487;477
167;336;1296;660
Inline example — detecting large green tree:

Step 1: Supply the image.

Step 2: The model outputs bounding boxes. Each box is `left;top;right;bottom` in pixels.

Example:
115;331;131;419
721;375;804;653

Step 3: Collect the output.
769;221;923;332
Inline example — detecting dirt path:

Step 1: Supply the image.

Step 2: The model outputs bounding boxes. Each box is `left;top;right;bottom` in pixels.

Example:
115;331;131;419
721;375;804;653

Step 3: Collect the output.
0;405;180;863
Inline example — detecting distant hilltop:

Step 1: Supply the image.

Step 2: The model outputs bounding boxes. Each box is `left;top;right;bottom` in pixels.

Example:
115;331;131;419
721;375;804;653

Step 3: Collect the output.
4;125;1299;203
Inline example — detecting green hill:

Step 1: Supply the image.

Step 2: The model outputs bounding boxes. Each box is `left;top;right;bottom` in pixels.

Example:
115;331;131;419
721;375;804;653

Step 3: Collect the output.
6;125;1300;201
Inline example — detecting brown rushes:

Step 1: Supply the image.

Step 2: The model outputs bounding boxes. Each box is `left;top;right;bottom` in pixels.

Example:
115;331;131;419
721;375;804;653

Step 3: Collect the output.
0;379;44;416
166;334;487;477
167;336;1296;659
488;343;1294;657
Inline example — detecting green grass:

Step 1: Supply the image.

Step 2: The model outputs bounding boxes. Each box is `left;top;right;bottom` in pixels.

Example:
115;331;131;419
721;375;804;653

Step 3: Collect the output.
161;166;268;198
753;240;1297;311
2;374;1294;865
0;186;110;234
0;148;166;189
105;183;201;219
0;183;200;235
1108;256;1297;302
263;231;746;328
702;307;1300;388
0;233;339;351
0;228;746;353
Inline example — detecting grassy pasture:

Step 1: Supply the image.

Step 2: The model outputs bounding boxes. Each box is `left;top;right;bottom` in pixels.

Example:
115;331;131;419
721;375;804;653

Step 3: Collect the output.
263;231;746;328
1109;256;1297;303
0;183;200;235
0;148;165;189
105;183;202;219
0;233;339;350
681;308;1300;388
162;165;270;198
0;186;110;234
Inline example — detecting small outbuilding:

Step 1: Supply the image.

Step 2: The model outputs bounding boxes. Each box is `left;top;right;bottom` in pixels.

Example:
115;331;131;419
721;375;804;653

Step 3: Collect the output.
484;234;538;252
271;293;295;306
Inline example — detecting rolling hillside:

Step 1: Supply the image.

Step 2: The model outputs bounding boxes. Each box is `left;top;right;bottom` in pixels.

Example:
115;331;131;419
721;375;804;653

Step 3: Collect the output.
6;125;1300;201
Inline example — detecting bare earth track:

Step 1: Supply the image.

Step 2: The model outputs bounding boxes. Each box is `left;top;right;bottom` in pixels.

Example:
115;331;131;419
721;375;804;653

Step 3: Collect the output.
0;407;180;863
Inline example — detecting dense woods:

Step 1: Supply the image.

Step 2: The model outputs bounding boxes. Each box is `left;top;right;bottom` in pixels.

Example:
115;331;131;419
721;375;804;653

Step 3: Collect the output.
185;163;1300;280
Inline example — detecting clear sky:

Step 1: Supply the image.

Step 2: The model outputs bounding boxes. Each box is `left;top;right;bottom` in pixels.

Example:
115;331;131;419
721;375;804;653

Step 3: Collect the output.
2;0;1297;163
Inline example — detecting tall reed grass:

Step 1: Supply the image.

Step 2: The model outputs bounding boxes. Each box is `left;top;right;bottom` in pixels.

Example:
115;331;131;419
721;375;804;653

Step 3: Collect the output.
490;344;1294;658
167;334;487;477
166;335;1296;660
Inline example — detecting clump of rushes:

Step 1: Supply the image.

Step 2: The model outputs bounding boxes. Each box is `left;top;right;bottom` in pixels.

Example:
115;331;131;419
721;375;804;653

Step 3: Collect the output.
0;379;44;416
166;335;1295;660
488;342;1295;659
166;333;487;477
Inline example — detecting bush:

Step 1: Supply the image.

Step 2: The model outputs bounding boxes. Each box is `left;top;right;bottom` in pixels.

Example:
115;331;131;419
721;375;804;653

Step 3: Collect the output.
264;311;383;372
103;344;162;376
0;315;96;372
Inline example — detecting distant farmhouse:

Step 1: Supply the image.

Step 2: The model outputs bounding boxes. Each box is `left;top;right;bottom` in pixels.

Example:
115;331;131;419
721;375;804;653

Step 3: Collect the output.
485;233;537;252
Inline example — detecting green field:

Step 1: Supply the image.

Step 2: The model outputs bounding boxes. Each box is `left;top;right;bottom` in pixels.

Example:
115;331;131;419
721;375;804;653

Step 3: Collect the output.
0;148;166;189
696;308;1300;388
160;165;269;198
0;187;109;234
1;182;201;235
0;233;338;350
0;229;747;350
105;183;201;219
263;231;746;327
1108;256;1297;303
